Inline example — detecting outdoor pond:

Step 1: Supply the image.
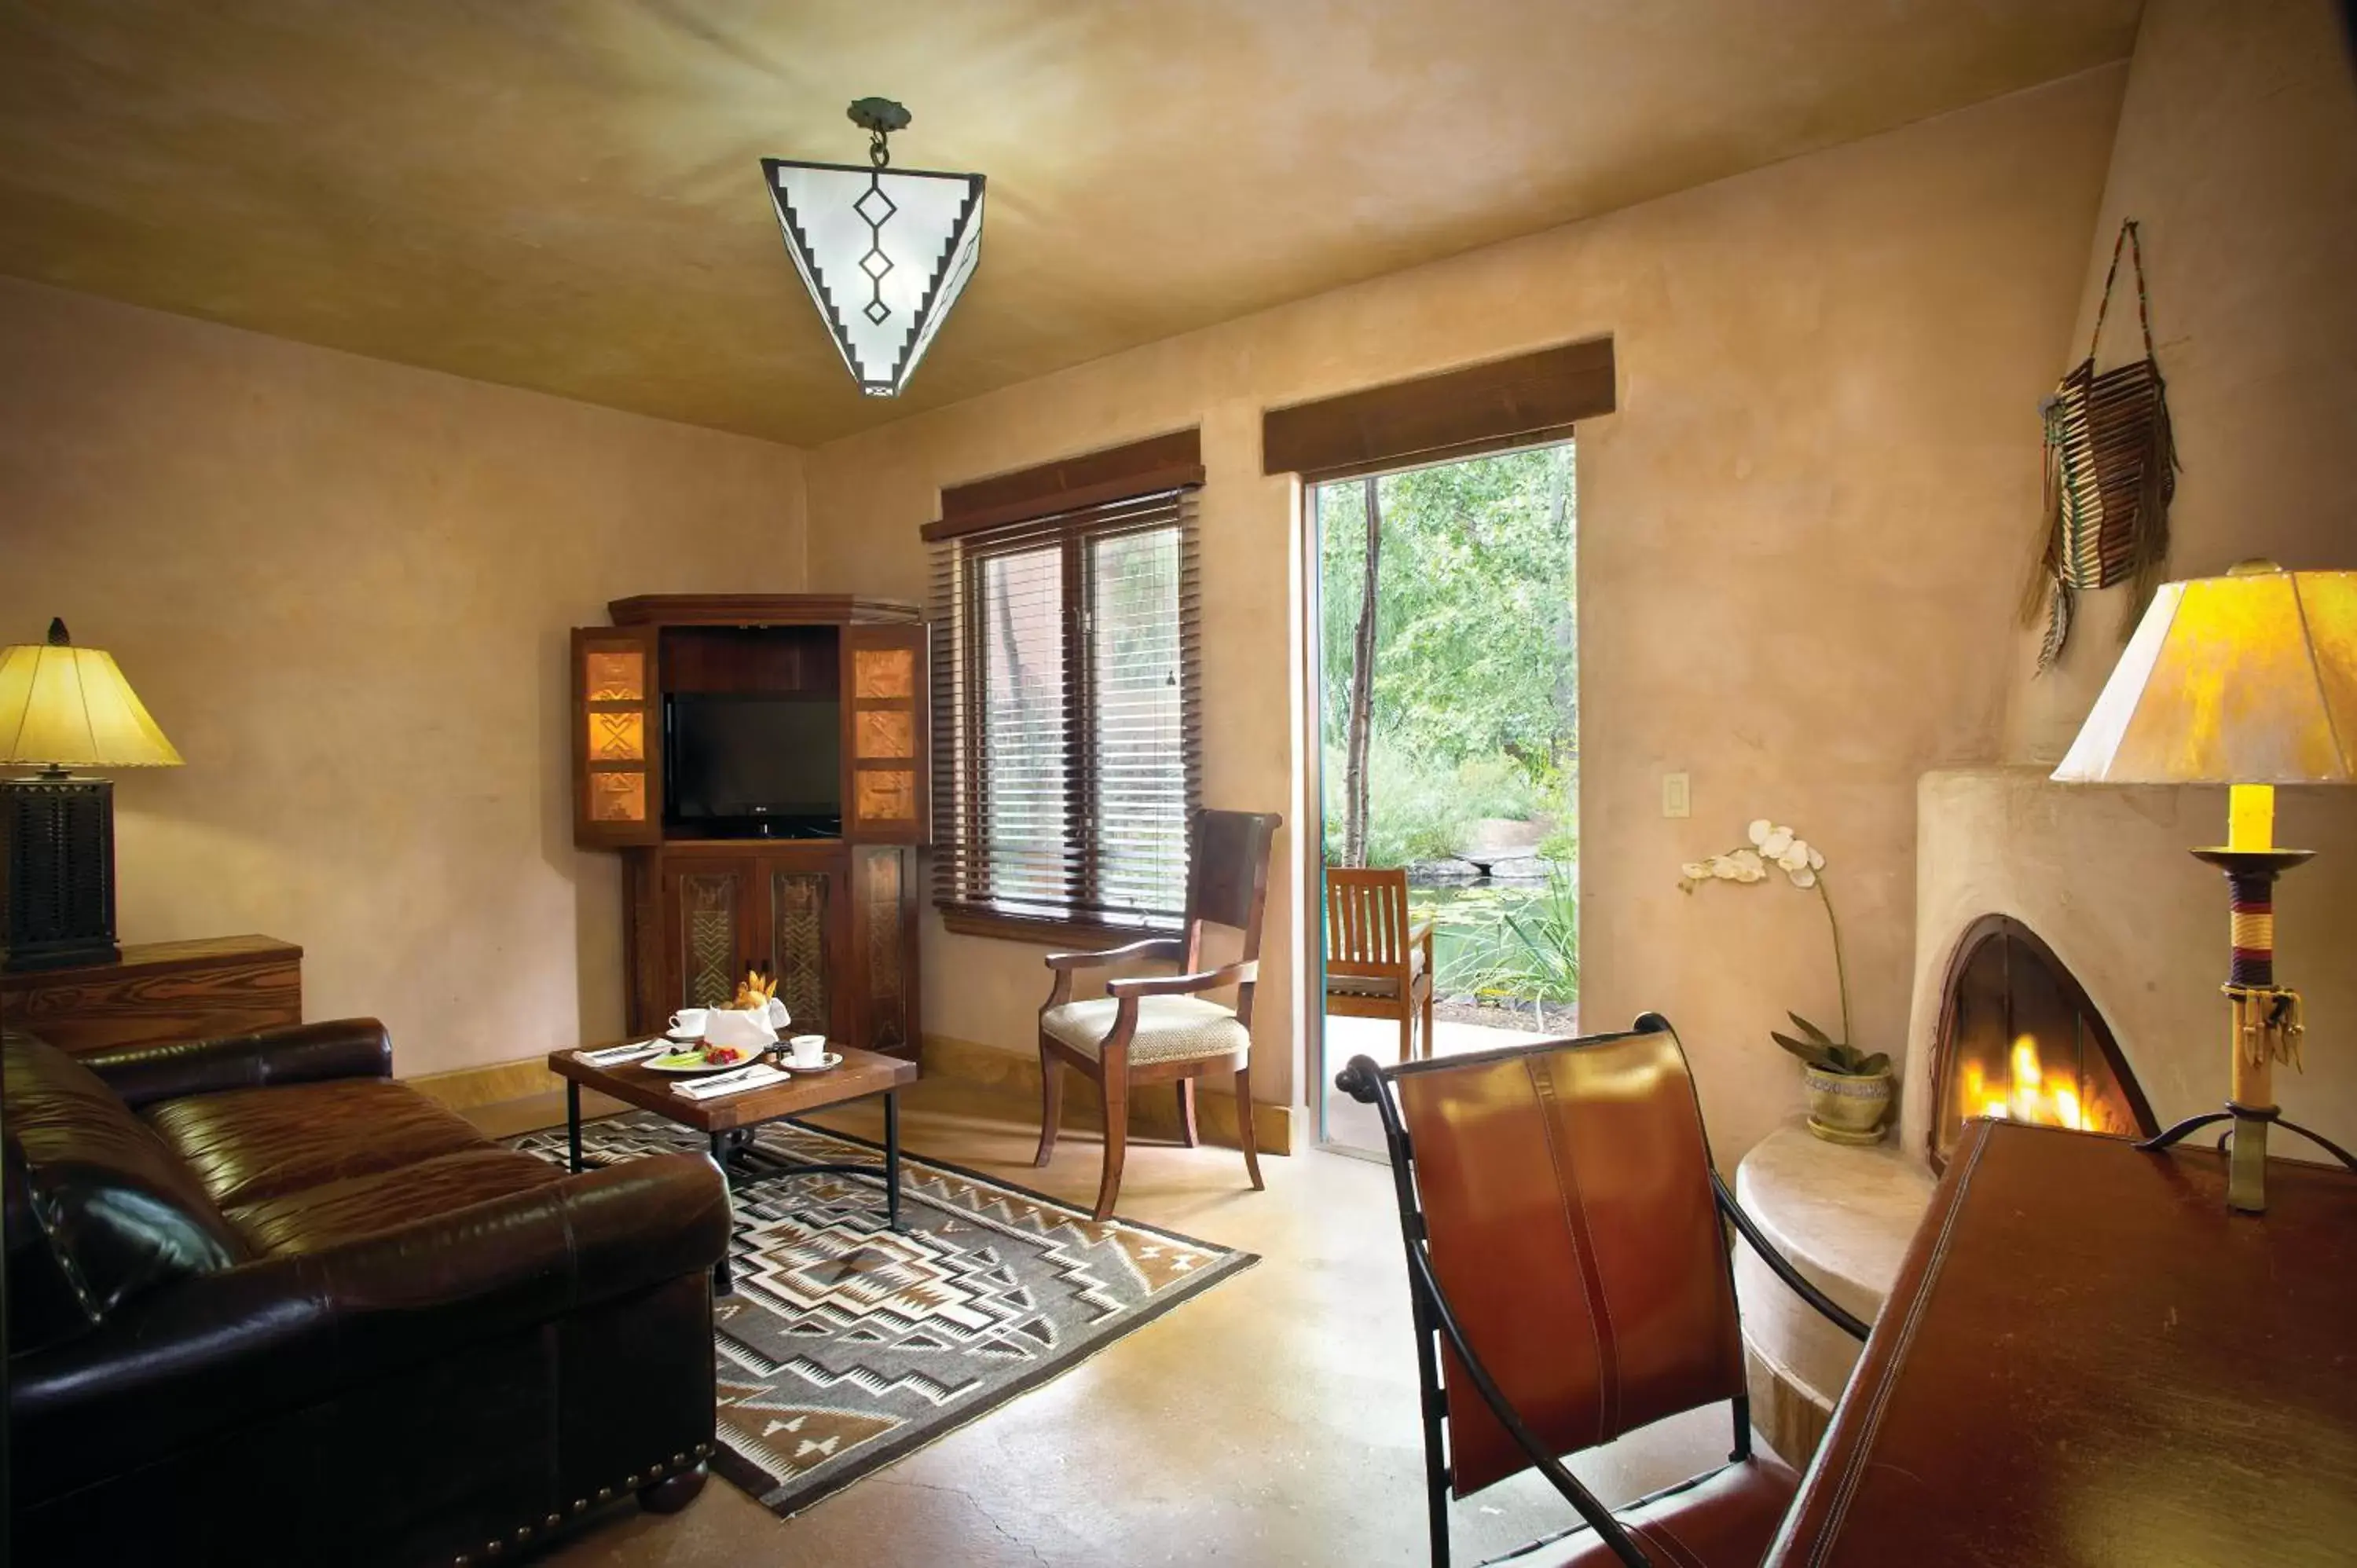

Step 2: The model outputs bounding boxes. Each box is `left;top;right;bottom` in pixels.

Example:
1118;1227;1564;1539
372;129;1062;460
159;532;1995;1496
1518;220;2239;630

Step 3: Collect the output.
1407;864;1578;1031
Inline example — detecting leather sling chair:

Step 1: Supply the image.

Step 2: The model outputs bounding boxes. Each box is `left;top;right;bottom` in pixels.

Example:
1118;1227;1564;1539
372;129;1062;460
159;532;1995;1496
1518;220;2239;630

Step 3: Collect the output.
1335;1014;1870;1567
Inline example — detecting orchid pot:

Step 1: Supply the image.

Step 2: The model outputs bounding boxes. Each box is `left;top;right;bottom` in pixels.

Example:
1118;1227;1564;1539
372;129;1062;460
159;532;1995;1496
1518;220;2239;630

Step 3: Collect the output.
1679;818;1893;1146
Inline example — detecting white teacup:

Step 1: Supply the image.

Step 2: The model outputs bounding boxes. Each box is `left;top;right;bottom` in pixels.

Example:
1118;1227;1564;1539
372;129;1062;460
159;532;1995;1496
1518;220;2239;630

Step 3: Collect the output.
786;1033;828;1067
668;1008;709;1036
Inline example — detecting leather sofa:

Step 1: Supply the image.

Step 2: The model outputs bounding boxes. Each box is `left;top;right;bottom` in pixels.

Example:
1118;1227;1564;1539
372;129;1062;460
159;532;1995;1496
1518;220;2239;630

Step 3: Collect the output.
3;1020;731;1567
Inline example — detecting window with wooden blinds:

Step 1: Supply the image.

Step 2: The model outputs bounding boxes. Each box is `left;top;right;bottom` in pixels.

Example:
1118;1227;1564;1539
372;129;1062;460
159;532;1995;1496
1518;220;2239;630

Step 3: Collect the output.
927;486;1202;937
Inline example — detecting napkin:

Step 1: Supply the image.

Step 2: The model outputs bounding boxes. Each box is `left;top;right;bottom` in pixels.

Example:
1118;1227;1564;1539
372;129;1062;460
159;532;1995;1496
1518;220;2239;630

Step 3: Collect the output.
577;1041;664;1066
671;1064;790;1101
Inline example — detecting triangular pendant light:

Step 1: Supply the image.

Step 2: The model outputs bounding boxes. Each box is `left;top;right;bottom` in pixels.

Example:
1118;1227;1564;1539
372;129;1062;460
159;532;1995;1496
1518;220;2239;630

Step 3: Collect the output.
763;98;985;398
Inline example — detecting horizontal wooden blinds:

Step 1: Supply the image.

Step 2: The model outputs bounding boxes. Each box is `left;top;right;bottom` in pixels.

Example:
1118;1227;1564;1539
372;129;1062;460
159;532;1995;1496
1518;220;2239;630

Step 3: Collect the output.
928;484;1202;932
1261;336;1615;480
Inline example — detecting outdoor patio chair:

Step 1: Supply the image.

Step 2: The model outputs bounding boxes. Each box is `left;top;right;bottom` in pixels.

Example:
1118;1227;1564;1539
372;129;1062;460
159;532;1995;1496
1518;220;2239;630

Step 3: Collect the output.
1035;808;1280;1219
1324;866;1436;1062
1335;1016;1871;1566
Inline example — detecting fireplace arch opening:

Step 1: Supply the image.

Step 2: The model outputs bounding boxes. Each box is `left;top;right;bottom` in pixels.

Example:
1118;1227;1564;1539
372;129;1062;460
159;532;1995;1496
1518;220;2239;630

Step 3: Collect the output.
1929;914;2157;1170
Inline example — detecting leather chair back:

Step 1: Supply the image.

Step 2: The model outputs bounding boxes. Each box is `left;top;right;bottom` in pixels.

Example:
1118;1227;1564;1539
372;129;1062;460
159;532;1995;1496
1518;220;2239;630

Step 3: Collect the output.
1393;1026;1744;1496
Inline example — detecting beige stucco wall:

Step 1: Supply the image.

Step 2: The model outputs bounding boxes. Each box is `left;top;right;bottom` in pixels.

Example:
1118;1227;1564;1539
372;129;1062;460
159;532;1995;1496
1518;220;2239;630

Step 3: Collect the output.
0;277;808;1078
803;68;2128;1161
2007;0;2357;756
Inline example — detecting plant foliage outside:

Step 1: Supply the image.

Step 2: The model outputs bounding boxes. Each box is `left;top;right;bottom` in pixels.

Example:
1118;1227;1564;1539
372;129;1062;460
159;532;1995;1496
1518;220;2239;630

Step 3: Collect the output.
1319;443;1578;1016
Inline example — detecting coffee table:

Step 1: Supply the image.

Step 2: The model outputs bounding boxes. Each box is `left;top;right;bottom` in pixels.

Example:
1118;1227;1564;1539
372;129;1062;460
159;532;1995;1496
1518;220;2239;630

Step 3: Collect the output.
547;1040;920;1295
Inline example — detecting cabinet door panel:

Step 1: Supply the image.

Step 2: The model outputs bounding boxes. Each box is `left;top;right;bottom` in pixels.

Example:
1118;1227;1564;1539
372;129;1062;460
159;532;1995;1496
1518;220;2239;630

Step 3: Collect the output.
852;846;920;1057
663;859;751;1013
844;625;929;844
571;625;663;848
766;866;834;1042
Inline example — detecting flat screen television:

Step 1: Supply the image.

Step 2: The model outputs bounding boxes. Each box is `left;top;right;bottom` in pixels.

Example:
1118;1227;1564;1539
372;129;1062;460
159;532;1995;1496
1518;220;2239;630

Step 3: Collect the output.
664;693;841;837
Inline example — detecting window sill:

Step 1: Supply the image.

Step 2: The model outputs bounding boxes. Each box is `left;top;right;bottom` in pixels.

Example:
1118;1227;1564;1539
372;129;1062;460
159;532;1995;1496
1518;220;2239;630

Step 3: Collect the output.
936;905;1179;951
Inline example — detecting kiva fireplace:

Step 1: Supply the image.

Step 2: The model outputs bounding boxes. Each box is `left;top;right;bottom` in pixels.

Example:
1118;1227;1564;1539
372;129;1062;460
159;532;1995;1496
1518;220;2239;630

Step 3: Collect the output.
1926;914;2157;1168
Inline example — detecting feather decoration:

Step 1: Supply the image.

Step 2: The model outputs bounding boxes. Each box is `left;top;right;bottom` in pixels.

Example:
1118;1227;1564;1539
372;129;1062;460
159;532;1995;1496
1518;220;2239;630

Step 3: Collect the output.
2023;221;2178;673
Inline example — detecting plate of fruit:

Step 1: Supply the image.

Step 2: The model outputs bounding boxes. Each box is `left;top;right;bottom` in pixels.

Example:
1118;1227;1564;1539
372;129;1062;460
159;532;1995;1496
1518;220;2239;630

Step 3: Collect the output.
643;1042;759;1073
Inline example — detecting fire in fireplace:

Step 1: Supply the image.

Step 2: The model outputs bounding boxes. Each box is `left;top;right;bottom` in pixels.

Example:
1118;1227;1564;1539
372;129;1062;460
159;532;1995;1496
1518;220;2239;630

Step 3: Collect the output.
1929;914;2157;1168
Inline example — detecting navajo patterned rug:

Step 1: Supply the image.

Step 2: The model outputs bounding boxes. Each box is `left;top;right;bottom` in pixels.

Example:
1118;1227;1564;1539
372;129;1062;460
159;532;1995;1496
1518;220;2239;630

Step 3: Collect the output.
511;1114;1256;1519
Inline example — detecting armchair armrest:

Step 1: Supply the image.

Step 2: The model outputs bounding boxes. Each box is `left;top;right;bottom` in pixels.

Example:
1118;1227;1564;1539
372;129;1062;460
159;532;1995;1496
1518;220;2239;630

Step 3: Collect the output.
1105;961;1257;998
1713;1172;1871;1342
81;1018;393;1108
10;1151;728;1503
1043;937;1184;971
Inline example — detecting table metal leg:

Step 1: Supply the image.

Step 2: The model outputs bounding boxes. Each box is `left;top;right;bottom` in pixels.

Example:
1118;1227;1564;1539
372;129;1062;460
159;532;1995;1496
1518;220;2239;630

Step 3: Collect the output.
566;1081;583;1174
708;1130;735;1297
885;1090;904;1233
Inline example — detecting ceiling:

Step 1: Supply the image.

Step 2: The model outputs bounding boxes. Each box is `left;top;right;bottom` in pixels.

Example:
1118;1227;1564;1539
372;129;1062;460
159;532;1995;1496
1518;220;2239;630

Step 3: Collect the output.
0;2;2141;447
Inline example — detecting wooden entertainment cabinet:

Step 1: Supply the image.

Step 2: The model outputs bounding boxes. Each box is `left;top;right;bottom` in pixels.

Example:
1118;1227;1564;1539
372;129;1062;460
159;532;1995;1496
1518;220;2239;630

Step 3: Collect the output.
570;595;926;1058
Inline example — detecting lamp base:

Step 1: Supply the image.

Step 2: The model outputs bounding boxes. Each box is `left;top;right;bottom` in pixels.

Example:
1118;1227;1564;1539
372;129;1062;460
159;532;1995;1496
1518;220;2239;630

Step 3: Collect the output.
2139;1105;2357;1212
0;773;119;972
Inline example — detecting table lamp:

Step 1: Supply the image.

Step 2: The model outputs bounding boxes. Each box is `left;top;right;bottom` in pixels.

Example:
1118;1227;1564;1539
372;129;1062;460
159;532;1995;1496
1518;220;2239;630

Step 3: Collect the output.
0;618;183;970
2051;560;2357;1212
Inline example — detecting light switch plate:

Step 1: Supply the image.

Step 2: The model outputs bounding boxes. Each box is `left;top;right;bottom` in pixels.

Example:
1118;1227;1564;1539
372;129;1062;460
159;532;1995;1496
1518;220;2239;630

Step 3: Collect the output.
1662;771;1692;819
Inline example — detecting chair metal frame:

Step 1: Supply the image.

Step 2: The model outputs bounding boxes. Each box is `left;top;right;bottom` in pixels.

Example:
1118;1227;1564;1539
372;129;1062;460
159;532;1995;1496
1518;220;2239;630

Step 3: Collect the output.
1335;1013;1870;1567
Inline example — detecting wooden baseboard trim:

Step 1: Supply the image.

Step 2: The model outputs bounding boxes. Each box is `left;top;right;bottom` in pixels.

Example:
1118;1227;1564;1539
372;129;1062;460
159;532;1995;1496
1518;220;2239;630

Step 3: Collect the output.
920;1033;1296;1156
406;1054;567;1112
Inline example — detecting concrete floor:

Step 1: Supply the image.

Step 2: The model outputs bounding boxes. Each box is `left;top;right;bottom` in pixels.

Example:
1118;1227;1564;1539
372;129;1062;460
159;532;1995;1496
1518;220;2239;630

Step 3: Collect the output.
502;1075;1734;1568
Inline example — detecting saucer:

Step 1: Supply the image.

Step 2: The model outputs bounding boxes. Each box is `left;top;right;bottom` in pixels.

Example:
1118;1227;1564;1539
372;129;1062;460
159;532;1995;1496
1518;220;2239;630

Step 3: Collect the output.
665;1026;703;1042
782;1051;843;1073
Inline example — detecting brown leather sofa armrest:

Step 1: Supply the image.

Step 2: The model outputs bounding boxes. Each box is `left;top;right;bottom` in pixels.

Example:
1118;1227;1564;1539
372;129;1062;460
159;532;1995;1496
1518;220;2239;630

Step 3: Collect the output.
79;1018;394;1107
10;1151;728;1504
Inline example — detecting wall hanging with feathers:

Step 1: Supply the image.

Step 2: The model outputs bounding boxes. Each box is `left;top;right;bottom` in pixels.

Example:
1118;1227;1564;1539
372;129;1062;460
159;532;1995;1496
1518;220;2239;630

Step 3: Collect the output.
2023;219;2178;672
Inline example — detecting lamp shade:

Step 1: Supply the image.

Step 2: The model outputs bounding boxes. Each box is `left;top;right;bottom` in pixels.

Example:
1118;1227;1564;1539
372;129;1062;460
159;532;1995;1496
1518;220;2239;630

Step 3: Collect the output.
2052;562;2357;786
763;155;984;398
0;620;182;770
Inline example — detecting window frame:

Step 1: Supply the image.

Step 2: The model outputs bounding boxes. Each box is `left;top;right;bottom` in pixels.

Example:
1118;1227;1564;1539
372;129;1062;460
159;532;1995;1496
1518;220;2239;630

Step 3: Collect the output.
930;489;1200;946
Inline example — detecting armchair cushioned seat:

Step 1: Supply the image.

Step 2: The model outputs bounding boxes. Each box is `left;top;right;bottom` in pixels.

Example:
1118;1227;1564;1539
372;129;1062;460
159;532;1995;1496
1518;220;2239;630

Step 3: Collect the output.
1042;995;1250;1064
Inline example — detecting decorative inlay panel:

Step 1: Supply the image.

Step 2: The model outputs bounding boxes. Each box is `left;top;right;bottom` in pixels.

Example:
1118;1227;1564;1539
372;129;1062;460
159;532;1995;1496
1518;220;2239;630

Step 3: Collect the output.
867;852;906;1050
854;648;915;700
588;710;646;761
585;650;645;702
770;872;830;1032
856;709;915;760
588;770;645;822
856;770;917;823
681;873;739;1009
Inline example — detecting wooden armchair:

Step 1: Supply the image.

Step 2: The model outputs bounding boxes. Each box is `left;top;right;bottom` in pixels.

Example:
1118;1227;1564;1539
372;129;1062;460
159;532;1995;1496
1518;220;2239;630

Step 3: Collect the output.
1325;866;1435;1062
1034;808;1281;1220
1335;1017;1871;1566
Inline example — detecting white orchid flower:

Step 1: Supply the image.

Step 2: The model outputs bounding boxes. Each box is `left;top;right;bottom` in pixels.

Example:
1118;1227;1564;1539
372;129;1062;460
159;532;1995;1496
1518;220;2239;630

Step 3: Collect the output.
1730;849;1766;882
1809;845;1825;870
1710;857;1741;881
1761;826;1794;860
1777;838;1812;872
1681;862;1711;882
1747;819;1772;847
1787;866;1819;889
